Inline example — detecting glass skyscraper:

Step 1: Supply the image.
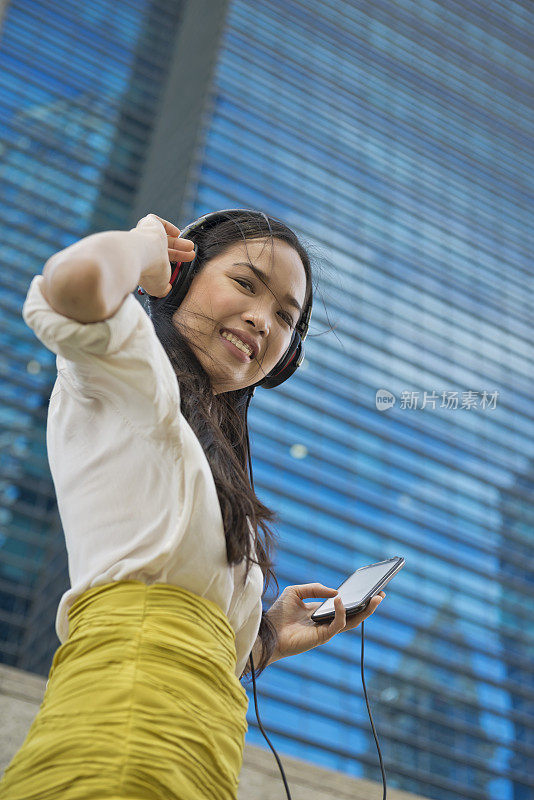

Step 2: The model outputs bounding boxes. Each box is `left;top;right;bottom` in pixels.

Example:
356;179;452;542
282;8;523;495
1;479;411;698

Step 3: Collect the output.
1;2;532;799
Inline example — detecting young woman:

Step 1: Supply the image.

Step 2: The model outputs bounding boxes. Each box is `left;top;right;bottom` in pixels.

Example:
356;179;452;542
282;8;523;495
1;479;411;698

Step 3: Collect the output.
0;209;384;799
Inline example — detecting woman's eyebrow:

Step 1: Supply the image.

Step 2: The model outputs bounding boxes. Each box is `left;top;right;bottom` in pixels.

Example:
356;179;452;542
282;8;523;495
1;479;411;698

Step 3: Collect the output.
232;261;302;314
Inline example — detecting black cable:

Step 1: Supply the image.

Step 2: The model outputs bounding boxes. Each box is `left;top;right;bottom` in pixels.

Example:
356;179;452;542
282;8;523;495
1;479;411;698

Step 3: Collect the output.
249;652;293;799
244;387;386;799
244;387;292;797
361;620;387;800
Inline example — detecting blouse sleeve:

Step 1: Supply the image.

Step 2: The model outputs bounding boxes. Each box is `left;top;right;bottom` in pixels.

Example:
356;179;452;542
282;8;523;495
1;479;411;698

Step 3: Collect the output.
22;275;181;439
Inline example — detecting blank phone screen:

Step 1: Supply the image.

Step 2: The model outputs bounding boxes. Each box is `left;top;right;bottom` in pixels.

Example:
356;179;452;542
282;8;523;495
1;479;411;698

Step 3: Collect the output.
318;562;394;614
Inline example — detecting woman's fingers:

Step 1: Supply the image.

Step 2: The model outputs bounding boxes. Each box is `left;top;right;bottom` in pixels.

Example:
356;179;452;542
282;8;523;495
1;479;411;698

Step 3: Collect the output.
333;592;385;633
168;235;196;264
149;215;196;257
150;214;181;237
360;592;385;615
169;238;195;252
332;595;347;631
168;246;196;263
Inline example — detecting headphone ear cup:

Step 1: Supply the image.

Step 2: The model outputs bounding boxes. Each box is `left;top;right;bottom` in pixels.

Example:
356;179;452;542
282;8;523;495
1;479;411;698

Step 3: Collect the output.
256;331;302;389
159;258;196;307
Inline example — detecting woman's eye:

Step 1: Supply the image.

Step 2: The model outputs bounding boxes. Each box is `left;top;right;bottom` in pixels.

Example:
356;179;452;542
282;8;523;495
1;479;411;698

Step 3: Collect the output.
235;278;252;291
234;278;293;327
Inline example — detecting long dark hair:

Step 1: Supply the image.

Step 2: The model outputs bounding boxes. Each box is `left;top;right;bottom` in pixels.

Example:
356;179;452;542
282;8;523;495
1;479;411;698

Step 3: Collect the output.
145;210;314;681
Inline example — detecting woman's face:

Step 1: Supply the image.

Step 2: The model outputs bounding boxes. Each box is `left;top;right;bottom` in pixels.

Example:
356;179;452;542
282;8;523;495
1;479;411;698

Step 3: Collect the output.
172;236;308;395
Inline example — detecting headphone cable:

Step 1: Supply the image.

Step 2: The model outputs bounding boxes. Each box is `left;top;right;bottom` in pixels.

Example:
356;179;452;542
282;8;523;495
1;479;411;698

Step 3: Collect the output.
361;619;387;800
249;651;293;799
244;389;386;799
244;387;293;798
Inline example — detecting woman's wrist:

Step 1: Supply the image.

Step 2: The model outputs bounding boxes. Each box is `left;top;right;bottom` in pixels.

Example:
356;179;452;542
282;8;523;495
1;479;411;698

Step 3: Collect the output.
242;632;277;679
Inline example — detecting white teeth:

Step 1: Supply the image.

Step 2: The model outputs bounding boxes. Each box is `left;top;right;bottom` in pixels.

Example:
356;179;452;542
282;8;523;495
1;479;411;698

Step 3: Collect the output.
221;330;253;357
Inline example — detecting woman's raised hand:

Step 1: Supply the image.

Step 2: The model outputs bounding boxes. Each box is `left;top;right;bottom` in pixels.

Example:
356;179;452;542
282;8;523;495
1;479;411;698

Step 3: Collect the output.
134;214;196;298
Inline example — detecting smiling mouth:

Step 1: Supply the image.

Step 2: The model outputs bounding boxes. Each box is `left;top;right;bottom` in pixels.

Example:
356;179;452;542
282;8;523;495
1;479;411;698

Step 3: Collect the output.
219;329;255;360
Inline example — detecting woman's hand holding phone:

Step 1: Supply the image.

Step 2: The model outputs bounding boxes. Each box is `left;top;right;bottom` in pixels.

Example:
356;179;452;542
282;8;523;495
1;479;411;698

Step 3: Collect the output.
134;214;196;298
265;583;385;665
264;559;404;664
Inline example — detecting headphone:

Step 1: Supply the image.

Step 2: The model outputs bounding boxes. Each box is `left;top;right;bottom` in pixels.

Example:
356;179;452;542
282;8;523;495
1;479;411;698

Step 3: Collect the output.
137;208;313;800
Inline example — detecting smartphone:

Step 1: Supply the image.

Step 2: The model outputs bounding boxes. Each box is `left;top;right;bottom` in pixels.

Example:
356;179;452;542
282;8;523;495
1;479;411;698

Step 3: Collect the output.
311;557;405;623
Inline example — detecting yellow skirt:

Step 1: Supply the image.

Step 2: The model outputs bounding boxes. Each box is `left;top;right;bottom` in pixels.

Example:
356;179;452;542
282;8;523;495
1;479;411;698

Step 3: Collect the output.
0;580;249;799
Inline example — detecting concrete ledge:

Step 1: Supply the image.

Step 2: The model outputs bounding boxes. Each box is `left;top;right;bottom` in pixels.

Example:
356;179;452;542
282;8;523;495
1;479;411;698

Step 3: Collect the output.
238;741;428;800
0;663;47;704
1;664;429;799
0;663;48;776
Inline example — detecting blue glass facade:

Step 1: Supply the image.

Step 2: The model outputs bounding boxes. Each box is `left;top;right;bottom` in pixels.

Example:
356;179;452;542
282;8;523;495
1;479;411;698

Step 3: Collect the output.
0;0;186;669
0;1;532;799
188;2;533;799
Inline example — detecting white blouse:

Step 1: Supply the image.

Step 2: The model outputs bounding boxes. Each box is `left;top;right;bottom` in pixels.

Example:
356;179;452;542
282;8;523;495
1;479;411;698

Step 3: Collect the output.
22;275;264;681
